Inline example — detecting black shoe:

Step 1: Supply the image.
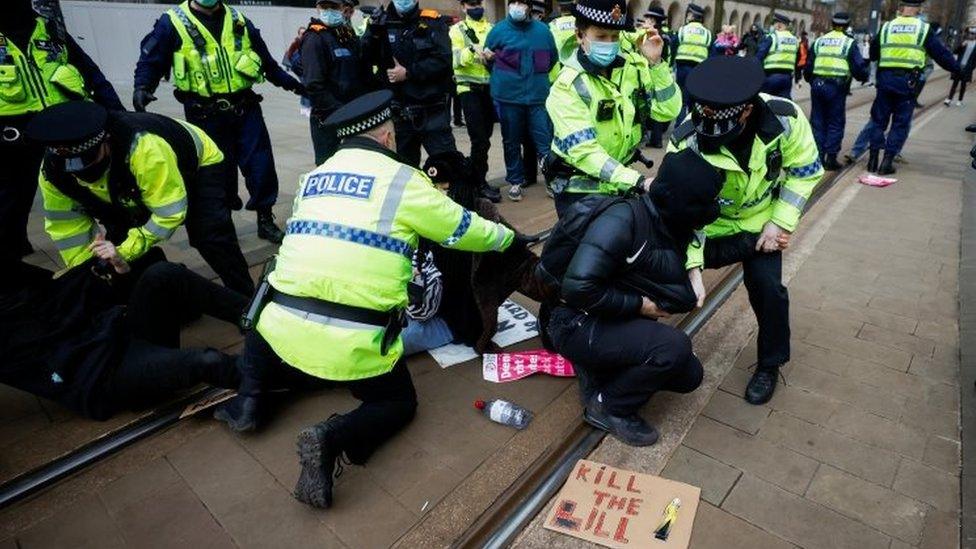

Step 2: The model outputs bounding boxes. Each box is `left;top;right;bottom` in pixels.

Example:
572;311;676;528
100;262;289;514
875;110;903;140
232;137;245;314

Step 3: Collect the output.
966;123;976;133
822;153;843;171
214;394;262;432
867;149;880;173
744;368;779;405
257;210;285;244
227;195;244;211
480;183;502;203
878;153;896;175
843;153;856;165
583;397;659;446
294;415;347;509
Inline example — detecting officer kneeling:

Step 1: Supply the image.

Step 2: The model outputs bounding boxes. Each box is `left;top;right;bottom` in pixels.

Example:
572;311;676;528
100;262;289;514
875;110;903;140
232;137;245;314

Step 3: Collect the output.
542;149;722;446
26;101;254;296
214;90;515;509
670;56;823;405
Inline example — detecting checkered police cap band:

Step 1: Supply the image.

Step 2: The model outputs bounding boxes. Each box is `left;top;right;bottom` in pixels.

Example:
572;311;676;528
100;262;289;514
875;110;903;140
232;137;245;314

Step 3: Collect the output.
336;107;392;138
692;102;748;136
575;3;625;26
51;130;106;156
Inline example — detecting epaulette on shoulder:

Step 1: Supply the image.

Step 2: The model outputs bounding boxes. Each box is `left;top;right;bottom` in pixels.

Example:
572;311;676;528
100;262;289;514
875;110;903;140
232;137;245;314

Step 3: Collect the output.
420;8;441;19
766;98;797;117
670;119;696;144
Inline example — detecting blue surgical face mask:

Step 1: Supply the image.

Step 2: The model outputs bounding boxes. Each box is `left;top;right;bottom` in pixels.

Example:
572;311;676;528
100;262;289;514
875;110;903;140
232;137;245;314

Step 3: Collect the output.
586;38;620;67
466;7;485;20
508;4;528;21
195;0;220;8
393;0;417;14
319;8;345;26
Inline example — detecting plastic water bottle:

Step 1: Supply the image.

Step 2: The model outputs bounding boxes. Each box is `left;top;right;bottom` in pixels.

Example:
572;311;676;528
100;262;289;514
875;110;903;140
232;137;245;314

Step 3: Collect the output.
474;399;533;430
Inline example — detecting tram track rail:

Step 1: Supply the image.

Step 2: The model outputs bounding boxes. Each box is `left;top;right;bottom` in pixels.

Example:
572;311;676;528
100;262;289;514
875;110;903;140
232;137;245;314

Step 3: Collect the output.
0;74;949;514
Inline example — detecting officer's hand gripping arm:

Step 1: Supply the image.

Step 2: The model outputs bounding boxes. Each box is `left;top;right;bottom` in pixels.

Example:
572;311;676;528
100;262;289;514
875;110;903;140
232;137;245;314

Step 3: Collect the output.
772;106;823;232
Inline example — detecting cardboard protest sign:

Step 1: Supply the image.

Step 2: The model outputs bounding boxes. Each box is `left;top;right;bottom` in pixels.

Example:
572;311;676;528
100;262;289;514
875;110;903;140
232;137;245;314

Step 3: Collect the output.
428;299;539;368
482;350;575;383
544;459;700;549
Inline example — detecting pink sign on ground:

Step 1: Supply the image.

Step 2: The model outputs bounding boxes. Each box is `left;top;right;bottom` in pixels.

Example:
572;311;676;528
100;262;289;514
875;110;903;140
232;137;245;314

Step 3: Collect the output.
858;173;897;187
482;350;576;383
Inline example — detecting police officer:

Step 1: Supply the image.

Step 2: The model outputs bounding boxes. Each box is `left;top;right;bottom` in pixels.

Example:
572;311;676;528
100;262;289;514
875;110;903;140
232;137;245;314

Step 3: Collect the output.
641;6;677;148
757;13;799;99
545;0;681;216
303;0;374;164
867;0;959;175
25;101;255;296
550;0;578;62
363;0;457;167
0;0;122;271
133;0;306;244
674;4;711;121
213;90;516;508
669;56;824;404
450;0;501;202
805;13;869;170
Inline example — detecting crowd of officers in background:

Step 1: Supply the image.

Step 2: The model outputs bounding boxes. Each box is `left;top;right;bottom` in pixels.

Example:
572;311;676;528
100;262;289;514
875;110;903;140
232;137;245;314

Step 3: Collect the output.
0;0;966;512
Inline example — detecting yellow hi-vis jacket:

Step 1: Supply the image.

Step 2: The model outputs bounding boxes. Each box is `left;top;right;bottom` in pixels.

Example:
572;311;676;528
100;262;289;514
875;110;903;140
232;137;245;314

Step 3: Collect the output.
257;139;514;381
546;49;681;194
166;1;264;97
878;16;929;70
0;18;89;116
675;21;712;63
40;119;222;268
764;29;799;71
667;94;824;269
450;17;492;94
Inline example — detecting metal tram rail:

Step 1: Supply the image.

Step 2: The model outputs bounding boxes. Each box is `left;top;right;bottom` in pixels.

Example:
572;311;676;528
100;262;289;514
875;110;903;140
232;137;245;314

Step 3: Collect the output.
0;78;948;518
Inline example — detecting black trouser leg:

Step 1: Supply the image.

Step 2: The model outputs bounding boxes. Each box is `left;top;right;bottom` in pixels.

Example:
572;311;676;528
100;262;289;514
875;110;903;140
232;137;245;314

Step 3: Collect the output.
950;79;960;100
420;104;458;160
742;251;790;369
310;116;340;166
459;89;494;186
340;360;417;464
127;262;248;348
185;164;255;296
548;307;703;417
554;191;587;218
394;117;424;168
0;136;44;270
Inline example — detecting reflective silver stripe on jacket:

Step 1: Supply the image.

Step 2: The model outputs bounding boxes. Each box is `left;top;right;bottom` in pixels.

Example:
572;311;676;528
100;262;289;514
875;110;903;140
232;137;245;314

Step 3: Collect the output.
144;219;177;239
778;187;807;210
275;303;383;331
376;165;414;235
151;197;189;217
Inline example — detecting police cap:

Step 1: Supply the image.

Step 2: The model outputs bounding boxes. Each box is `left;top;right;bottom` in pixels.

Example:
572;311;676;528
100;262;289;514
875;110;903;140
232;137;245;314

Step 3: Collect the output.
645;6;666;20
531;0;547;13
772;12;791;25
573;0;631;30
899;0;923;5
325;90;394;138
831;12;850;26
686;3;704;17
25;100;109;173
686;56;764;136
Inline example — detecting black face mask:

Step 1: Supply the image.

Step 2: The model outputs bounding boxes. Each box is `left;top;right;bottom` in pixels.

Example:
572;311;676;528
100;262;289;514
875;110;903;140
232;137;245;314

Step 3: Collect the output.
71;154;111;183
697;121;747;153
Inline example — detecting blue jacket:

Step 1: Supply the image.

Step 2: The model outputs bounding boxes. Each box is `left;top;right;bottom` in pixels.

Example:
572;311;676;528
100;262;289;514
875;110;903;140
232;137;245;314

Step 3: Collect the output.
485;17;556;105
133;5;301;95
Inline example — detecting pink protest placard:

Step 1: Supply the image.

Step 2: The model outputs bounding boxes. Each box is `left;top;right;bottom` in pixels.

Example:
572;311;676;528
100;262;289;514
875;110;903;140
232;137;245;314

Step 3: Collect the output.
482;350;575;383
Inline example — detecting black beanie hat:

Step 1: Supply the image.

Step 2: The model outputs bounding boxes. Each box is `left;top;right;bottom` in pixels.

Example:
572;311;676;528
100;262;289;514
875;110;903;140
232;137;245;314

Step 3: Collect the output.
648;149;725;240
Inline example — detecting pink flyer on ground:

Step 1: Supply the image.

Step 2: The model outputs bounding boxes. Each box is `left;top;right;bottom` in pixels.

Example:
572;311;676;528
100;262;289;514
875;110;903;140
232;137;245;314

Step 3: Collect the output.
858;173;897;187
482;350;576;383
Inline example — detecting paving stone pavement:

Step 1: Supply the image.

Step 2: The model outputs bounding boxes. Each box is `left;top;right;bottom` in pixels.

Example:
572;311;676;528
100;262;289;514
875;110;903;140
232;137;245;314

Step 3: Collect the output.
668;102;968;549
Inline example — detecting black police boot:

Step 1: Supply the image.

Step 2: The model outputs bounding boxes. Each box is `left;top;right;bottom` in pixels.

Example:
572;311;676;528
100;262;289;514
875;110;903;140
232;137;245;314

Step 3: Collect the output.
480;183;502;203
257;209;285;244
966;123;976;133
214;394;263;432
822;153;843;171
744;367;779;405
294;414;348;509
867;149;880;173
878;152;897;176
583;396;659;447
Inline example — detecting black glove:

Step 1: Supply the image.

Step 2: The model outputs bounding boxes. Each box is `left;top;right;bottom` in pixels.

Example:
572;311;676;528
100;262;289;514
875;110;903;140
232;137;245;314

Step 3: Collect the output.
286;80;306;96
132;88;156;112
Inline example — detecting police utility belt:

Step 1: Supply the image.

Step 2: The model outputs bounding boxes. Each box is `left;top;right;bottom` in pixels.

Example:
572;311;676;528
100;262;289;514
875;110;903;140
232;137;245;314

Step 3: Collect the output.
243;282;405;355
392;97;448;128
184;91;262;117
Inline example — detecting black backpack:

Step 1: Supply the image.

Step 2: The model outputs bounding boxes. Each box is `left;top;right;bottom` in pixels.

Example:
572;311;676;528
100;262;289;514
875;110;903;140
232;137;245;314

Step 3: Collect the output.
534;194;651;298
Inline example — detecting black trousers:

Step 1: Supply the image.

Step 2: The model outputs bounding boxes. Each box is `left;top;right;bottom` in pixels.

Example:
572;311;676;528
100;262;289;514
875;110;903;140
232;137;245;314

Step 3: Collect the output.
103;262;246;412
554;190;588;218
310;115;340;166
185;102;279;212
0;122;44;270
704;232;790;369
394;101;458;168
547;306;704;416
458;88;495;187
238;329;418;464
183;163;255;296
950;78;969;102
648;119;670;147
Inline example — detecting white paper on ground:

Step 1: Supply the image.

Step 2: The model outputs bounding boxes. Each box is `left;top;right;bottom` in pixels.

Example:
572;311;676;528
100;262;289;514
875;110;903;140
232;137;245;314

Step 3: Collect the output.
427;299;539;368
